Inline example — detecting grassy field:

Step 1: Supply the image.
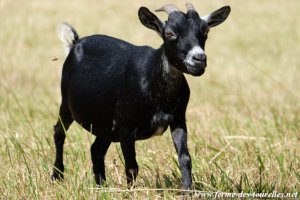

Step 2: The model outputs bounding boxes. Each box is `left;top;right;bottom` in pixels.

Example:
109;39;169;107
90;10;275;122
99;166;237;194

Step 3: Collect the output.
0;0;299;199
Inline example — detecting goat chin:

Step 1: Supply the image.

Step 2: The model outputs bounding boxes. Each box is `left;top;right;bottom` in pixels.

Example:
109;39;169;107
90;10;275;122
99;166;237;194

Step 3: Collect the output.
187;67;205;76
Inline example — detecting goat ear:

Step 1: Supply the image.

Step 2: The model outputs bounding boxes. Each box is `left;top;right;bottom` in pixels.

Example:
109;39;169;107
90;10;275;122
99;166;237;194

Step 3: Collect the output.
202;6;231;28
138;7;163;37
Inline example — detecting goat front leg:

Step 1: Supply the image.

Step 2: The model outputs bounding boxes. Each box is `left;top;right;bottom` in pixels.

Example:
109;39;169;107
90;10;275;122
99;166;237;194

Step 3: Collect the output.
170;122;192;190
120;131;138;188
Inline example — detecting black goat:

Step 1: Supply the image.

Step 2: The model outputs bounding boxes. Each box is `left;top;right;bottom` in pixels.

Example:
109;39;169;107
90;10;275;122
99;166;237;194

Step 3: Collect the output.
52;3;230;189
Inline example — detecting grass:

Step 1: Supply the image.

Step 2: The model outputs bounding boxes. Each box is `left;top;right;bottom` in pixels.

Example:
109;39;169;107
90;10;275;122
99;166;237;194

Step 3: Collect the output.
0;0;299;199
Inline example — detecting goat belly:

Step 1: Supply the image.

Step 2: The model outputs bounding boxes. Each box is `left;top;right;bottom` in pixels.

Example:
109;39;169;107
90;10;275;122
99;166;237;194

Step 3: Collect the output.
134;125;168;140
134;111;173;140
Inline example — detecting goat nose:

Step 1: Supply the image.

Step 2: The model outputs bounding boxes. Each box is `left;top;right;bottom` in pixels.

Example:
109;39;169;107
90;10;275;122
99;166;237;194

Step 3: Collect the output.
192;53;206;62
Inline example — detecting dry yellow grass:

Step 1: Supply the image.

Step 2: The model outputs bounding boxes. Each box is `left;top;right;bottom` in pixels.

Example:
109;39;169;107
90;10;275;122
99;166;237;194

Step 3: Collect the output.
0;0;299;199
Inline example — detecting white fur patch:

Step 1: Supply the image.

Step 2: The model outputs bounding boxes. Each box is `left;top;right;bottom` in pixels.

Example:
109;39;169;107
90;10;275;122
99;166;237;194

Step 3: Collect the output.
111;120;117;132
201;14;211;23
184;46;205;66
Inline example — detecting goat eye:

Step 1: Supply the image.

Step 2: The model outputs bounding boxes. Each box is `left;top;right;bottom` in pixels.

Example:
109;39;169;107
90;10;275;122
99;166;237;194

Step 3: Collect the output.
165;31;177;40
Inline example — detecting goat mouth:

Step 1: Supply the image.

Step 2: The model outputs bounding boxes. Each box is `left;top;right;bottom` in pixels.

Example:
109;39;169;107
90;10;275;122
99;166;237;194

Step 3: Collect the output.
186;64;206;76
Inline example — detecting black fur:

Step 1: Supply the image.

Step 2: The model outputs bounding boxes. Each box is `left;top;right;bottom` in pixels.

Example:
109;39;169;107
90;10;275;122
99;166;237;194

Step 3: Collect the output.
52;5;230;189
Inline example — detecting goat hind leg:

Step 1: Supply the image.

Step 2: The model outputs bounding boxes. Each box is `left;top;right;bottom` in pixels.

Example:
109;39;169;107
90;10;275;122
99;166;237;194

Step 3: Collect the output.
91;137;111;186
51;104;73;181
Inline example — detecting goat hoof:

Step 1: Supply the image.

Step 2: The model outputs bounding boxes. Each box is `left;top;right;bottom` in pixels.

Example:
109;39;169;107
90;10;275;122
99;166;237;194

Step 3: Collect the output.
51;170;64;181
179;185;193;196
94;173;106;186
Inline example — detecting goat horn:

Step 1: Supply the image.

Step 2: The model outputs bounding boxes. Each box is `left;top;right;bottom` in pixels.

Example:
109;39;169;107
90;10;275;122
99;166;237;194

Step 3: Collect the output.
185;2;195;11
155;4;179;14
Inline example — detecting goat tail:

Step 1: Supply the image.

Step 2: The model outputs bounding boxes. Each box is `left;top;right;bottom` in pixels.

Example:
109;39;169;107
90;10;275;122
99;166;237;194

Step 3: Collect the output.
57;22;79;55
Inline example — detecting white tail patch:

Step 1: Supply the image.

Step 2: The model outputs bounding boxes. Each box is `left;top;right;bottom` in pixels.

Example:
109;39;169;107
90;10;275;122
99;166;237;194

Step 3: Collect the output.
57;23;78;55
